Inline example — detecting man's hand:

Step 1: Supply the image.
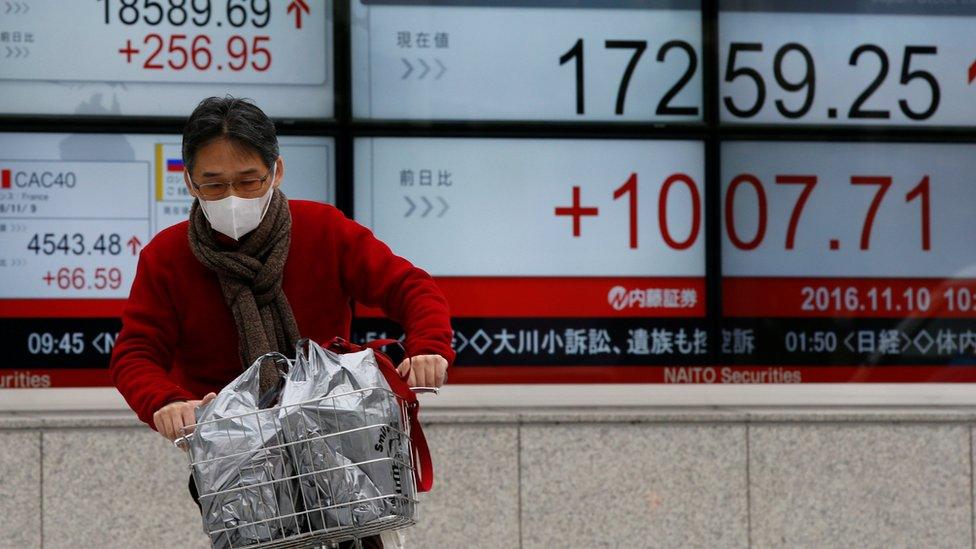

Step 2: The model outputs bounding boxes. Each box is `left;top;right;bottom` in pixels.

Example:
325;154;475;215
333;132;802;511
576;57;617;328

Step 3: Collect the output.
153;392;217;444
396;354;448;388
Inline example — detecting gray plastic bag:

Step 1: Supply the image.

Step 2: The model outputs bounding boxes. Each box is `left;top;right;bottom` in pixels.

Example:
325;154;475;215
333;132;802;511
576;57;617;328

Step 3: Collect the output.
189;353;302;549
278;340;414;532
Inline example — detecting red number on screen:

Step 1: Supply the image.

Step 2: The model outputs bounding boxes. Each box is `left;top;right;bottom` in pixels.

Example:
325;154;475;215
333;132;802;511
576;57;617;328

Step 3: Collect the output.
227;35;248;71
251;36;271;72
612;173;638;249
725;173;932;252
167;34;188;70
905;175;931;251
775;175;817;249
850;176;892;250
191;35;212;70
659;173;701;250
143;33;165;69
725;173;767;250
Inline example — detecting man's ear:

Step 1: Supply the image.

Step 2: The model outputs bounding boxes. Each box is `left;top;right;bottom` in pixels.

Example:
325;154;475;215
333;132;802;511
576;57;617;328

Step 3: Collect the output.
183;169;198;199
273;156;284;189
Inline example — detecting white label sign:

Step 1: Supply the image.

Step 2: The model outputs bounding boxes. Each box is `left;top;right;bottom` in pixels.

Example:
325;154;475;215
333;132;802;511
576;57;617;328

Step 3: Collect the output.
0;132;335;299
2;0;326;84
354;137;705;276
352;1;702;121
0;161;150;298
720;5;976;125
0;0;334;117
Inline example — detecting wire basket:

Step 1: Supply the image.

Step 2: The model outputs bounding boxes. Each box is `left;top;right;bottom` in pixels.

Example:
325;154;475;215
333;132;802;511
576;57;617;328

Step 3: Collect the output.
176;381;429;549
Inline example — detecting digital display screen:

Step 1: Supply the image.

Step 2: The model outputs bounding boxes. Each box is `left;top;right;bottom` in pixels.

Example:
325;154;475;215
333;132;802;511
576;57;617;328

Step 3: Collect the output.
352;137;708;382
351;0;702;121
720;141;976;382
0;0;334;118
720;0;976;125
4;1;975;396
0;132;334;387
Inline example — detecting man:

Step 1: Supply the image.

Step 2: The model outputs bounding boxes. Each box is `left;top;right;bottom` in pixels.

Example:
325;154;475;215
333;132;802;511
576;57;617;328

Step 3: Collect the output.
109;96;452;547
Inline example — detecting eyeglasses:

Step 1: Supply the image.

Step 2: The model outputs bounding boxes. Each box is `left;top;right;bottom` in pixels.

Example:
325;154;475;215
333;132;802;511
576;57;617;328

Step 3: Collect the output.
190;165;274;200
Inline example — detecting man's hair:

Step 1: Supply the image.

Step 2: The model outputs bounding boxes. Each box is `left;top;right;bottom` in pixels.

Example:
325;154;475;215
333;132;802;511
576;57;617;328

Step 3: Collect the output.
182;96;279;174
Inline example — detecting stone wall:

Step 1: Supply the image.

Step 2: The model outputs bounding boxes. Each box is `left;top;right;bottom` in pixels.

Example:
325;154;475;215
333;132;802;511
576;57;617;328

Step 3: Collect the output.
2;408;974;548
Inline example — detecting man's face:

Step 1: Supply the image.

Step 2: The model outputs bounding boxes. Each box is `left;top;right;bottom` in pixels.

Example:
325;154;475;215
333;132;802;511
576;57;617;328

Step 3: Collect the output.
183;138;283;200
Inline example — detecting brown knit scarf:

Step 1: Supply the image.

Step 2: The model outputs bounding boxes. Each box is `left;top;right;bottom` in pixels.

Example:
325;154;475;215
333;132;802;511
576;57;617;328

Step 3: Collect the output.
188;188;301;397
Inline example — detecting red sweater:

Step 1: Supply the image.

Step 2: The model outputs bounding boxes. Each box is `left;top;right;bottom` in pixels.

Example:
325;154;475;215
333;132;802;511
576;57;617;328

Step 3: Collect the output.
110;200;454;430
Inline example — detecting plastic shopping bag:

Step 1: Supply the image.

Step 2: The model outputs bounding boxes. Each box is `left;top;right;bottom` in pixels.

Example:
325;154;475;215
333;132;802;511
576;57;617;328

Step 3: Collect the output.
188;353;302;549
278;339;414;531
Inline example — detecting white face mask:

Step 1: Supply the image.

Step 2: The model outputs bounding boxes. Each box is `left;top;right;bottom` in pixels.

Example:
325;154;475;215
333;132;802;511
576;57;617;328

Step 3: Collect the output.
191;165;276;240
